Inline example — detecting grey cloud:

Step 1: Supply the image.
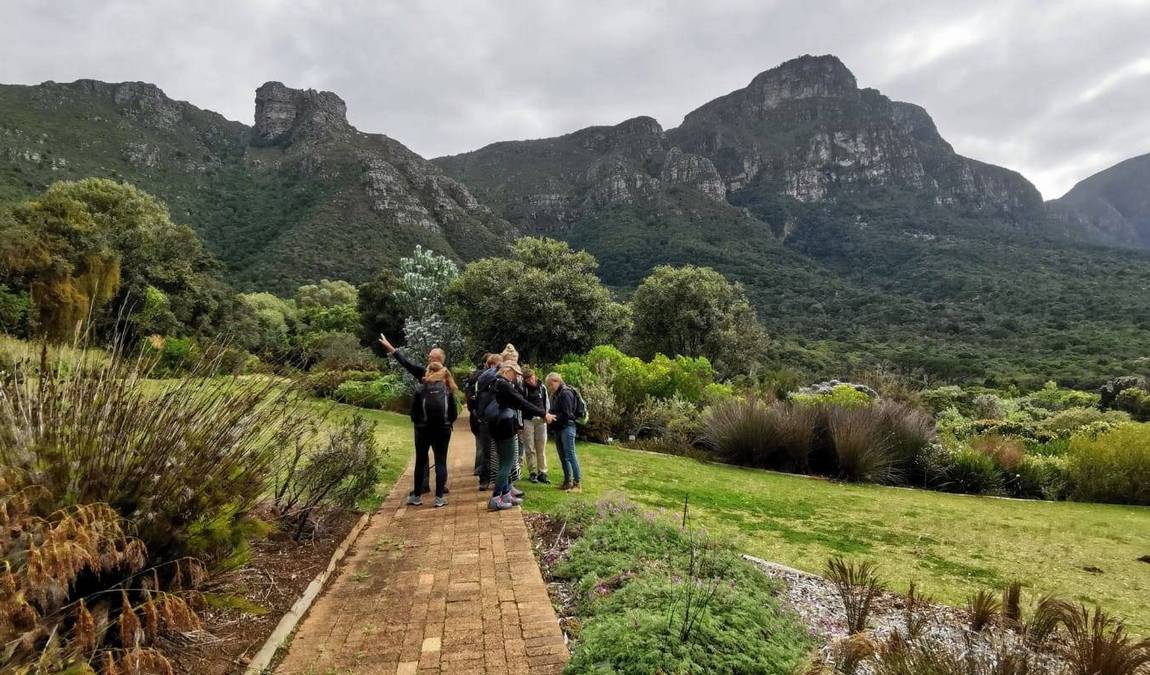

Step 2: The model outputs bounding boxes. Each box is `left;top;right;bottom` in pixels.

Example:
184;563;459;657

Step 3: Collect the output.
1;0;1148;198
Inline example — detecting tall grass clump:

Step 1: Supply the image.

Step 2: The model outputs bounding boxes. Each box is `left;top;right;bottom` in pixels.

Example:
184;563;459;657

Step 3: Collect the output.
0;341;309;560
703;396;778;468
0;340;313;669
828;407;897;483
825;557;884;634
1066;425;1150;505
1055;602;1150;674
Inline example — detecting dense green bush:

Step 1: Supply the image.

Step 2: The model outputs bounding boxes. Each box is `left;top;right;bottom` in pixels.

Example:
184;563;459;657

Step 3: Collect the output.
790;383;873;408
929;446;1005;495
1067;425;1150;505
303;369;381;398
1012;454;1071;500
1114;388;1150;422
550;498;811;674
333;375;407;410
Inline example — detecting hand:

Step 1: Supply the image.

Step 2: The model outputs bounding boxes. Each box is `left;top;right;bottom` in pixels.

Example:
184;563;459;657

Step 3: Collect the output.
378;333;396;353
545;413;557;424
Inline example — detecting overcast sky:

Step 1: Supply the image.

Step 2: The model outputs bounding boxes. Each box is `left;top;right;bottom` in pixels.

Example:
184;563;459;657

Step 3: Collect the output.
2;0;1148;198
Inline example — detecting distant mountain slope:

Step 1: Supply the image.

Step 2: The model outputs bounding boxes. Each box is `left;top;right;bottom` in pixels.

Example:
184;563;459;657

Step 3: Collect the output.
435;54;1150;384
0;79;511;292
1047;152;1150;250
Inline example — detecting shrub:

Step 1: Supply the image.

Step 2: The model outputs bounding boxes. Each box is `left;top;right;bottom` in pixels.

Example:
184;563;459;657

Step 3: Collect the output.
1025;381;1101;412
552;498;811;674
272;415;384;539
309;332;380;371
303;369;380;398
333;375;407;410
1054;602;1150;675
702;398;818;472
630;395;703;451
824;557;884;634
579;379;621;443
0;344;306;561
972;393;1006;419
967;589;1000;632
791;383;872;408
703;397;777;468
828;406;896;483
1040;407;1129;439
1013;454;1072;500
1115;388;1150;422
873;400;936;482
933;446;1005;495
1067;425;1150;505
970;434;1025;471
920;385;976;416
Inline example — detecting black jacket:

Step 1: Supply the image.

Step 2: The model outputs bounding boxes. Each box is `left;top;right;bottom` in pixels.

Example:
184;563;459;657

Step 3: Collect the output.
549;385;578;427
522;381;549;420
391;351;427;379
490;377;546;440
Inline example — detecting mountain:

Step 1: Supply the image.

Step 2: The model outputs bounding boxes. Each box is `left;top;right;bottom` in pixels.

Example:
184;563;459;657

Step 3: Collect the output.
3;59;1150;384
435;54;1150;384
0;79;510;292
1047;152;1150;250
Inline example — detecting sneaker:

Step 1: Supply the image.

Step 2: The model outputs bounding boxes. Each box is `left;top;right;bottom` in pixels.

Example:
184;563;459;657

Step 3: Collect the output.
510;487;525;498
406;494;422;506
506;494;523;506
537;472;550;484
559;481;573;491
570;481;582;493
434;496;448;508
528;473;538;483
488;496;513;511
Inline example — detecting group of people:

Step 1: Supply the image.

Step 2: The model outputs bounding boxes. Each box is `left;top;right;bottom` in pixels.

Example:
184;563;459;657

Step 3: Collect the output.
378;336;583;512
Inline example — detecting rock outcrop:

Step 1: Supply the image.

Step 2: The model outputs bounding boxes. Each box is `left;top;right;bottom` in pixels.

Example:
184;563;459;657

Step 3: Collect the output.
0;79;511;292
436;54;1045;233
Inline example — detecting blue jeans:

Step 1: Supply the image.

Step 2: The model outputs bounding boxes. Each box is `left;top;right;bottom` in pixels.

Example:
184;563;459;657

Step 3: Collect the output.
555;423;581;483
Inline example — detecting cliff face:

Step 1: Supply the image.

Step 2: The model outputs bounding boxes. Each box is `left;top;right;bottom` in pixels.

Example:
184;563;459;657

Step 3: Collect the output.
0;79;510;292
1047;153;1150;250
435;54;1045;235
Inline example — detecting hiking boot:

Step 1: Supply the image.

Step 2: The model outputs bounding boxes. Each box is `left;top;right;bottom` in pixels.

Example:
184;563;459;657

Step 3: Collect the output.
406;494;422;506
434;496;448;508
570;481;582;493
537;472;550;484
559;481;573;491
488;496;513;511
528;473;538;483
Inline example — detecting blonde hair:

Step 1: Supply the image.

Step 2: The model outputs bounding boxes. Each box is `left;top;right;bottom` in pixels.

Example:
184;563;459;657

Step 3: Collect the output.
424;361;458;392
428;347;446;364
485;353;503;367
545;372;563;384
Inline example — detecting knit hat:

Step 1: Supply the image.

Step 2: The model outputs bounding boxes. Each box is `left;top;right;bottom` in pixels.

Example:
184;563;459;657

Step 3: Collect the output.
500;343;519;366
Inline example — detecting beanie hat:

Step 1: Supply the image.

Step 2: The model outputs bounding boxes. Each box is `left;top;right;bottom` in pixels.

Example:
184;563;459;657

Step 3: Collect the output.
500;343;519;366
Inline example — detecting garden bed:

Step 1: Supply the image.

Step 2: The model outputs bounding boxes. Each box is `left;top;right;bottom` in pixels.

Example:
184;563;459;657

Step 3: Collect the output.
170;511;362;674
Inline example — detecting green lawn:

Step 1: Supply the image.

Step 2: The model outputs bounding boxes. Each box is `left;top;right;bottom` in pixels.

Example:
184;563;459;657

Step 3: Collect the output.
520;439;1150;635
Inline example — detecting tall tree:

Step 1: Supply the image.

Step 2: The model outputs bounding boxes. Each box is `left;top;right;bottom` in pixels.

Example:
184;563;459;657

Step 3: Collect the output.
447;237;630;363
0;178;231;341
629;265;767;377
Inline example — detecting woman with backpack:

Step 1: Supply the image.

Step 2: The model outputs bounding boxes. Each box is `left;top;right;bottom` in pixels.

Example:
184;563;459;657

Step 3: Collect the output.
406;362;458;508
546;372;583;492
484;361;554;511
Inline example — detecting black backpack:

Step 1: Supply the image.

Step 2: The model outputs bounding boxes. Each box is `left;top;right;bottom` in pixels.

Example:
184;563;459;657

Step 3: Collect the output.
473;368;499;422
419;381;451;425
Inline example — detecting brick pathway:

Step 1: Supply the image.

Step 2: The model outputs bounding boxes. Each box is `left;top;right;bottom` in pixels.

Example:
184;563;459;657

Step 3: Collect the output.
275;420;569;674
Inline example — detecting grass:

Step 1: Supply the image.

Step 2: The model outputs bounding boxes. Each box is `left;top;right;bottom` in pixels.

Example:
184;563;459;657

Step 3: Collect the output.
521;439;1150;635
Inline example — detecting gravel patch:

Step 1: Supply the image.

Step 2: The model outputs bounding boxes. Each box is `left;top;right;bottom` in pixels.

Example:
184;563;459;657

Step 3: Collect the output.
744;554;1068;673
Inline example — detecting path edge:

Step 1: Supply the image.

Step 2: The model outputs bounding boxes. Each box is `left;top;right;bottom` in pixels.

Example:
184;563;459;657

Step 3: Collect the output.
244;511;373;674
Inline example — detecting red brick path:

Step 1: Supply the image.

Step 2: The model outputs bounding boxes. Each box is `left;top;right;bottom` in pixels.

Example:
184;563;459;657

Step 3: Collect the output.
275;420;569;674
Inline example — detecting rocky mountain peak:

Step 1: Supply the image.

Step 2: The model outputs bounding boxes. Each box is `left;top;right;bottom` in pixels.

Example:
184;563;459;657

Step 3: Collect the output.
745;54;858;112
253;81;349;145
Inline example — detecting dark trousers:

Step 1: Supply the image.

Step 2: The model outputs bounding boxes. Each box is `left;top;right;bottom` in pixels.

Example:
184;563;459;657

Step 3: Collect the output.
413;425;452;498
476;423;496;484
